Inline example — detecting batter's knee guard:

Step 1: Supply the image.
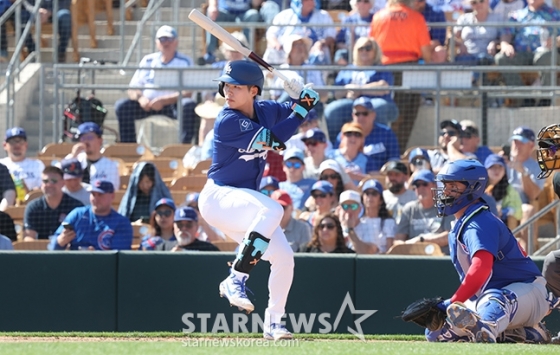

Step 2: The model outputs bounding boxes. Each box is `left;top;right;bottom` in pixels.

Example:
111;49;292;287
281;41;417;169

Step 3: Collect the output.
232;231;270;274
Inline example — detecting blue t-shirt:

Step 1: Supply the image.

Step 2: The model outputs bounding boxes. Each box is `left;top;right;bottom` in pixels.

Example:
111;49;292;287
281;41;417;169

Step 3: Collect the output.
24;194;83;240
422;4;447;45
330;149;368;184
208;100;302;190
335;65;394;102
218;0;251;13
279;178;316;210
48;206;133;250
449;202;542;298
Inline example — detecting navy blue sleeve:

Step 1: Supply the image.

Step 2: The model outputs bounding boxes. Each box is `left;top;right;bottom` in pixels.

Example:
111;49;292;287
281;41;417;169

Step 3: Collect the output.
386;130;401;160
23;200;40;232
112;217;133;250
0;163;15;195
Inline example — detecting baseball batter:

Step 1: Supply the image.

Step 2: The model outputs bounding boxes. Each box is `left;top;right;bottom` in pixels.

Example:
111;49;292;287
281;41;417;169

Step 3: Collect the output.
426;159;551;343
198;60;319;341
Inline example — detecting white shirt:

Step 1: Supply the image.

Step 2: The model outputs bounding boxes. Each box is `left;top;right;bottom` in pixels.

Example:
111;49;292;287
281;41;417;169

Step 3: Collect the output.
0;157;45;190
75;153;120;191
353;217;396;254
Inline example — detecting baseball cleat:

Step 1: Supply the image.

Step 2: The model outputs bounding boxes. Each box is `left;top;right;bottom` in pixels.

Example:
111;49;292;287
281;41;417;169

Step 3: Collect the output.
524;322;552;344
447;302;496;343
263;323;293;341
219;274;254;313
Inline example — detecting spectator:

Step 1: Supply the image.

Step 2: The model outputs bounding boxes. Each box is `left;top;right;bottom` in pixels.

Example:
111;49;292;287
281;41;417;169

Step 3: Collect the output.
485;154;522;229
140;197;177;250
507;126;544;251
48;180;133;250
318;159;356;200
168;207;220;252
299;180;337;226
495;0;560;106
0;234;13;250
114;25;198;144
337;189;381;254
184;192;226;242
331;122;368;184
66;122;120;190
264;0;336;65
452;0;500;67
300;127;333;179
23;166;83;241
195;94;224;155
325;37;399;140
272;189;312;252
394;170;453;251
338;97;400;173
0;161;15;211
260;176;280;196
279;148;316;210
369;0;432;150
381;160;417;223
459;120;494;163
211;31;249;69
0;0;71;62
302;212;355;253
428;119;468;174
0;127;44;202
118;162;171;223
0;210;17;242
415;0;448;63
285;110;331;155
408;147;433;176
204;0;263;64
354;179;396;253
335;0;375;54
60;158;90;206
490;0;525;22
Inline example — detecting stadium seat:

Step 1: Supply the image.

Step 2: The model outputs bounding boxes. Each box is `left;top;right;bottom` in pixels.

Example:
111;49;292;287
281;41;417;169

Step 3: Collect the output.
158;144;193;159
119;175;130;191
102;143;153;164
109;157;131;177
189;159;211;176
5;206;25;221
131;223;150;246
170;175;207;192
12;240;50;250
112;190;125;210
38;142;74;158
386;242;444;256
134;158;181;181
24;190;44;204
171;190;190;206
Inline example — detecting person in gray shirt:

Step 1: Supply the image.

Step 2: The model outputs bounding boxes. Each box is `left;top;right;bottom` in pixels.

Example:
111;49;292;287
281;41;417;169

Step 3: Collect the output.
272;189;311;253
381;160;416;224
60;158;90;206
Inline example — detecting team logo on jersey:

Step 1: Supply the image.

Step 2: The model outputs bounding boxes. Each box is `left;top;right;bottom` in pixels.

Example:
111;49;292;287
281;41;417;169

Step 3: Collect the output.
237;148;267;161
98;229;115;250
239;119;253;132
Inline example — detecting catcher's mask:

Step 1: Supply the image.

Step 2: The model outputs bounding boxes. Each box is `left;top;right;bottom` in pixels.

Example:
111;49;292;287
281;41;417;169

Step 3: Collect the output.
536;124;560;179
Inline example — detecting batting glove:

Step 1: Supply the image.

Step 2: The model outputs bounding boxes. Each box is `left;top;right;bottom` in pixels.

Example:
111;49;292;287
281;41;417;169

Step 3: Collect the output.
283;78;304;100
436;298;452;312
292;84;320;120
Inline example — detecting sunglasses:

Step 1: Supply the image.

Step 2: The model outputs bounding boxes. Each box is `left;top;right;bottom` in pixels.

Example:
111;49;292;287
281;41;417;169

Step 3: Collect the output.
42;178;59;184
358;44;374;52
261;189;274;196
176;221;194;229
320;173;339;180
158;36;175;43
285;161;302;169
341;203;360;211
363;190;379;197
353;111;370;117
156;209;173;217
312;192;327;199
304;140;319;147
343;131;363;138
319;223;336;230
439;130;457;137
414;182;430;189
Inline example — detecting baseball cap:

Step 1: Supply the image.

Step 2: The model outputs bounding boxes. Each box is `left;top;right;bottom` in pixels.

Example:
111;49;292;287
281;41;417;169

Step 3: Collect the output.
334;49;349;63
352;97;375;112
461;125;479;138
155;197;176;210
484;154;507;170
510;126;535;143
361;179;383;193
339;190;361;204
5;127;26;141
87;180;114;194
271;189;292;206
185;192;200;205
220;31;248;52
440;120;462;132
174;206;198;222
60;158;84;180
301;128;327;143
259;176;279;190
311;180;334;194
382;160;408;175
319;159;342;175
77;122;103;137
341;122;363;135
412;170;436;184
156;25;177;39
283;34;312;58
283;148;305;162
408;148;430;163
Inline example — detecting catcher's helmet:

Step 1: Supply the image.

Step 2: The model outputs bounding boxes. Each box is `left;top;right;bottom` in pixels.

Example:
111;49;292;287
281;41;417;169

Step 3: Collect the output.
433;159;488;216
214;60;264;97
536;124;560;179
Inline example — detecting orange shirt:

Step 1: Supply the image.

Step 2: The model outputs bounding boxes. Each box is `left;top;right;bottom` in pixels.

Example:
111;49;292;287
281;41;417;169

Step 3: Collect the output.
369;5;431;65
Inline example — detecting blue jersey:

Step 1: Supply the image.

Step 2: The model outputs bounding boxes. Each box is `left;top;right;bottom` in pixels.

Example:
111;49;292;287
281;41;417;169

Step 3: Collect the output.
48;206;133;251
334;65;395;103
208;100;301;190
279;178;316;210
448;202;542;299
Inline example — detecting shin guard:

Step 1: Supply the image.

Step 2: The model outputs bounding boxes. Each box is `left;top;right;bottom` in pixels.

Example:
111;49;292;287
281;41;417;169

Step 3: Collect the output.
233;231;270;274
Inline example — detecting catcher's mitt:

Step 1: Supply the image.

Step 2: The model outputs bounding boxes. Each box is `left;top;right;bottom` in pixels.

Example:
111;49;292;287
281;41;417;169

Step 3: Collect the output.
401;297;446;331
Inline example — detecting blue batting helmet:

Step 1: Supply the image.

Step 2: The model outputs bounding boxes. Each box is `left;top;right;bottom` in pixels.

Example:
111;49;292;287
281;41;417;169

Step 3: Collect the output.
433;159;488;216
214;60;264;97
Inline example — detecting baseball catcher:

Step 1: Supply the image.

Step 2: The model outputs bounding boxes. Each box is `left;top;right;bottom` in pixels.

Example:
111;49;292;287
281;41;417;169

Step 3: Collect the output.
536;123;560;179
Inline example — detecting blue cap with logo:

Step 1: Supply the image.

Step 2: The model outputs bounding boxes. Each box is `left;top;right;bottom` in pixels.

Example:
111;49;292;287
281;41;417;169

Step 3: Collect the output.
77;122;103;137
408;148;430;163
311;180;333;194
155;197;176;210
174;206;198;222
352;97;375;112
301;128;327;143
60;158;84;179
5;127;26;141
156;25;177;39
259;176;280;190
283;148;305;162
510;126;535;143
86;180;115;194
412;170;436;184
361;179;383;193
484;154;507;170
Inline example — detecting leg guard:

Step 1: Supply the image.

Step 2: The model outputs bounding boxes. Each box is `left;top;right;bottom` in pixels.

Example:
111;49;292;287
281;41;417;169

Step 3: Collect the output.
232;231;270;274
425;321;471;342
476;288;517;335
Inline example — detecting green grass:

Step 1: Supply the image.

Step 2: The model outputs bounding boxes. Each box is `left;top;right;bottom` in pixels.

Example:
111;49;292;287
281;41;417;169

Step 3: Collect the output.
0;333;557;355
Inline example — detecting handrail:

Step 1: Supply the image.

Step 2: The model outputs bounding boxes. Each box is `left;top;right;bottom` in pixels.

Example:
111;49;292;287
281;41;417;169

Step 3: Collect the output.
513;199;560;255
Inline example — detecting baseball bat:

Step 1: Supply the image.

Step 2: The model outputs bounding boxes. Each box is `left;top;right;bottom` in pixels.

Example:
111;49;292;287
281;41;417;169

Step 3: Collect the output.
188;9;290;83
